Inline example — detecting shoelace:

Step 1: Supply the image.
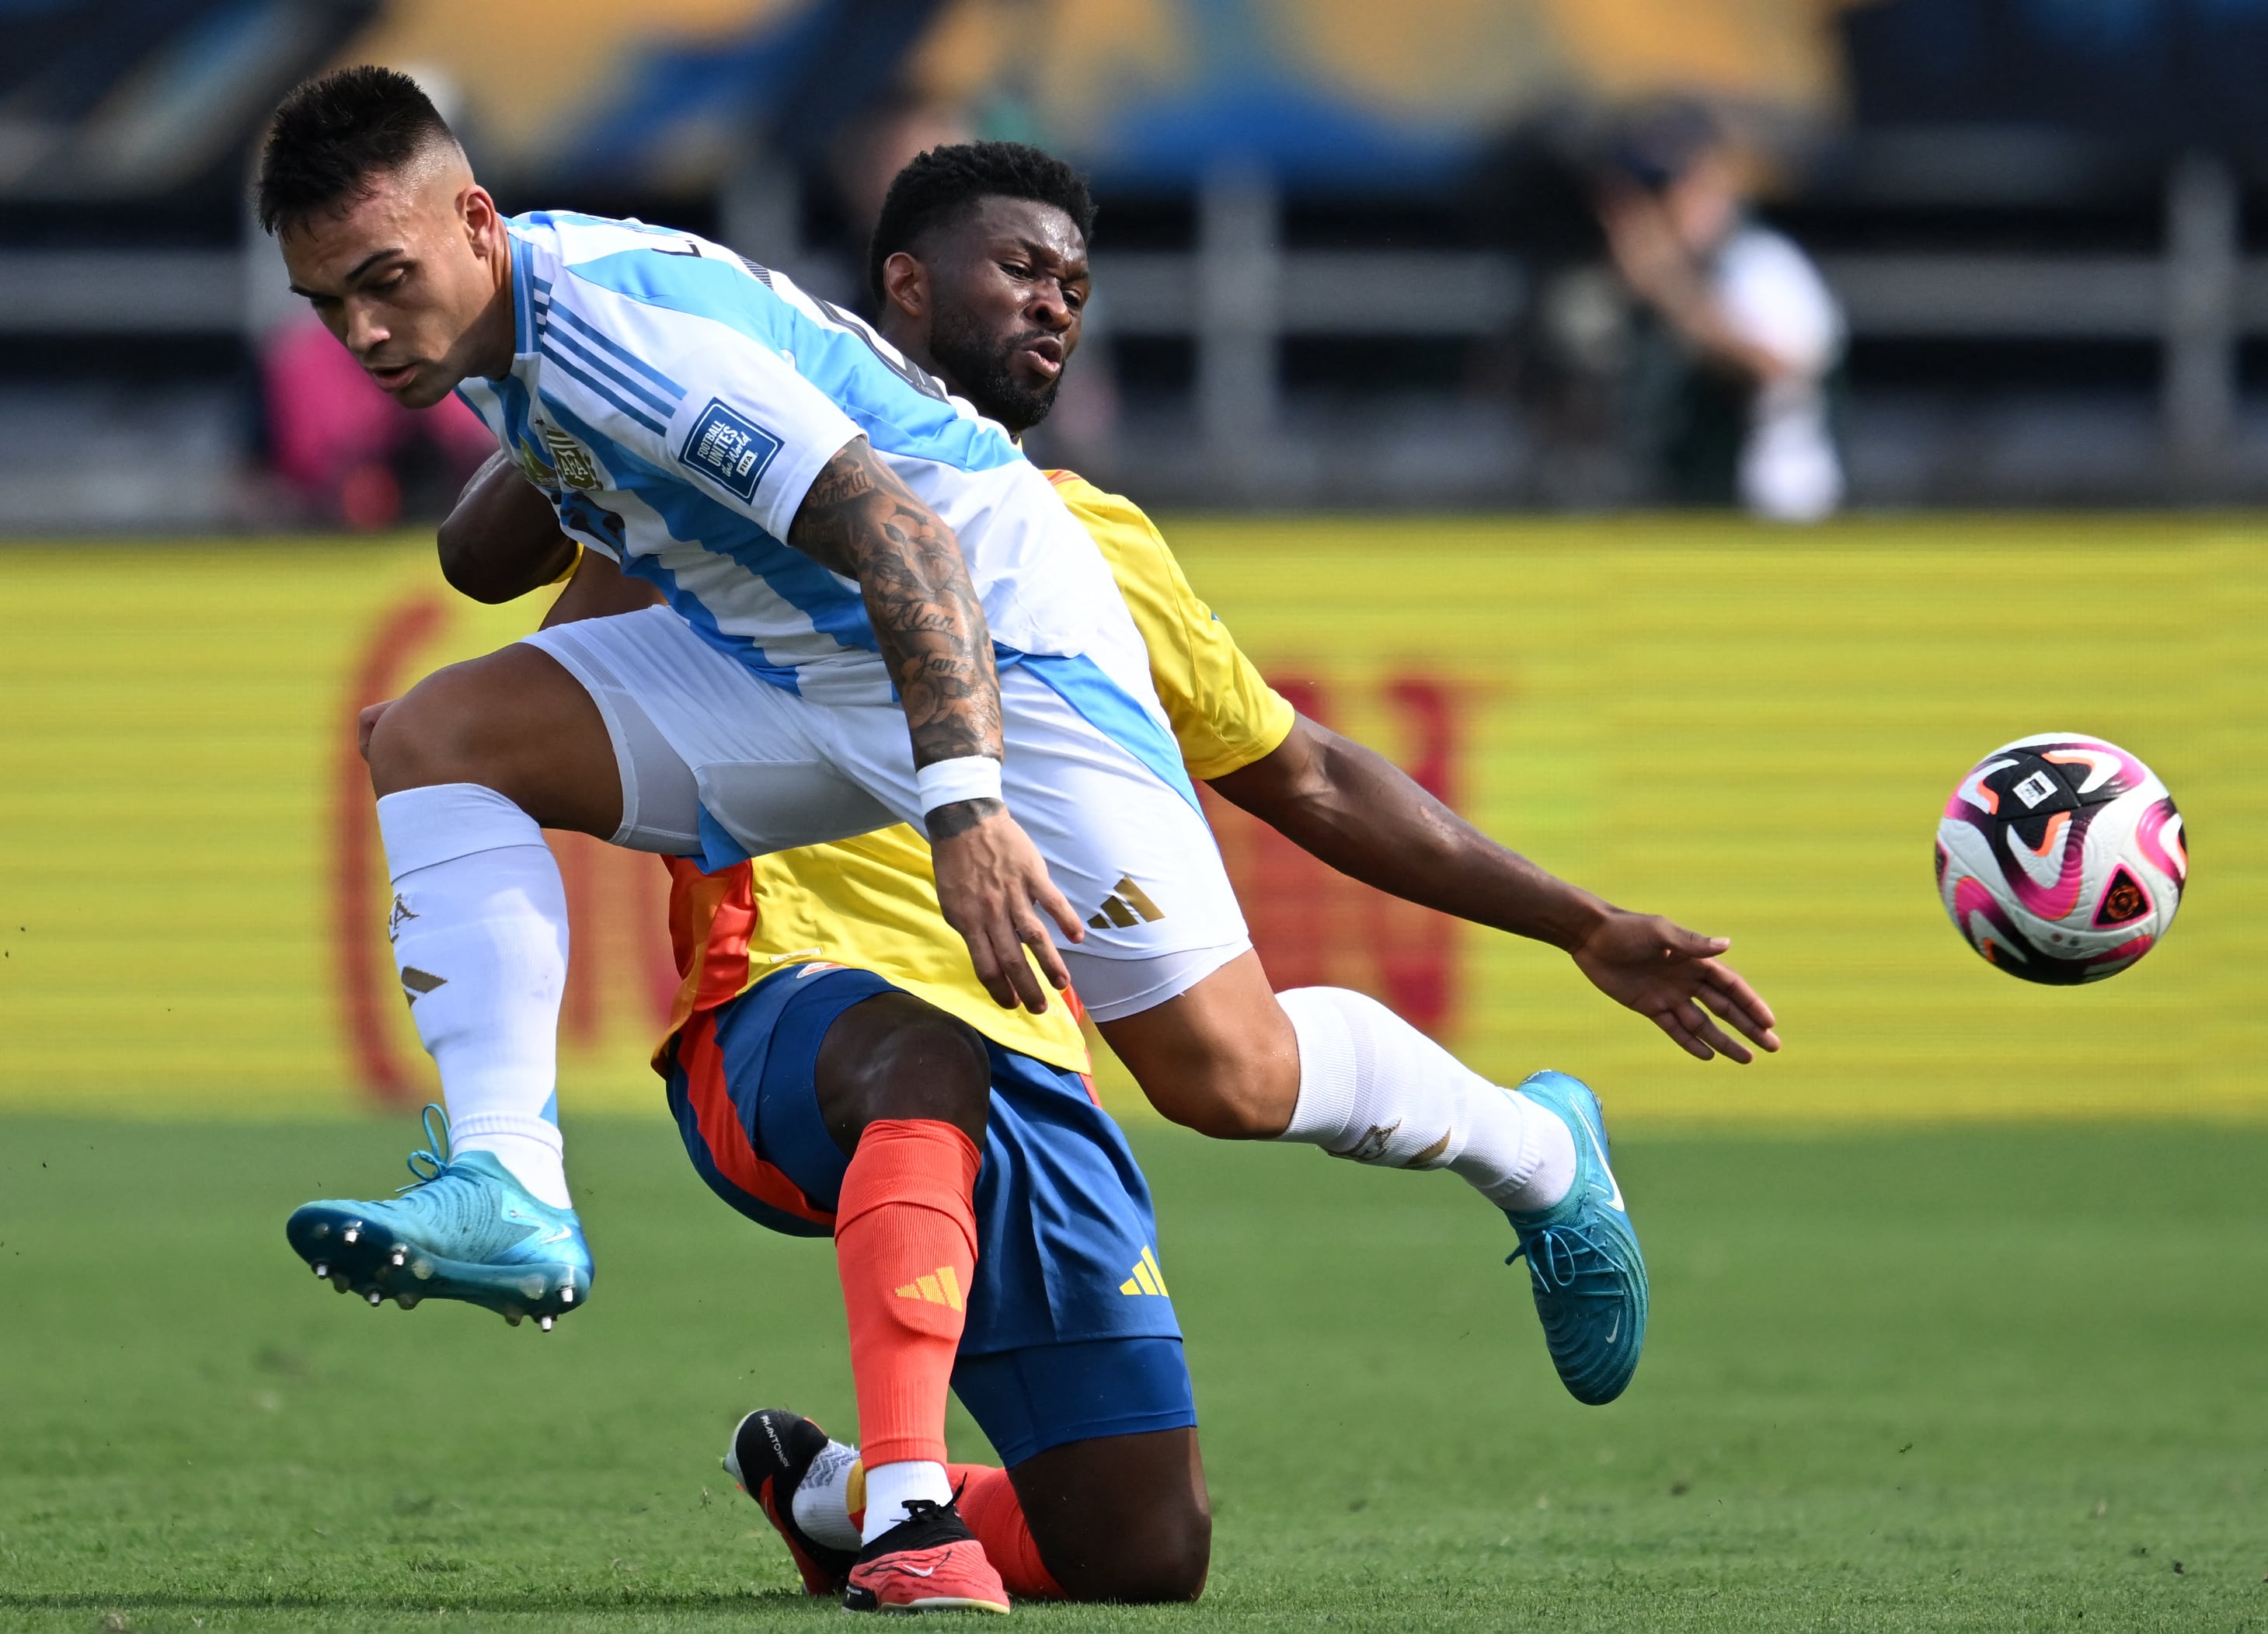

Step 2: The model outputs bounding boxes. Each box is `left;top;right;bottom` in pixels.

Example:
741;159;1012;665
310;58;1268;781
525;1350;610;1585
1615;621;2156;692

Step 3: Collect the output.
1507;1229;1577;1287
399;1103;455;1190
1507;1220;1623;1289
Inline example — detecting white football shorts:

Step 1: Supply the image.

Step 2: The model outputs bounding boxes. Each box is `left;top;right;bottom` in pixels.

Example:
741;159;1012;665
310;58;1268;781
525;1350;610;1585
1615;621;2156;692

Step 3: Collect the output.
522;605;1251;1021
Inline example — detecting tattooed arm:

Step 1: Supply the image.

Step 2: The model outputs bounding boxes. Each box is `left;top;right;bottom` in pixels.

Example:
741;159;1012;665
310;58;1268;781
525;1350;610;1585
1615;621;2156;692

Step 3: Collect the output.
788;436;1083;1010
788;436;1004;771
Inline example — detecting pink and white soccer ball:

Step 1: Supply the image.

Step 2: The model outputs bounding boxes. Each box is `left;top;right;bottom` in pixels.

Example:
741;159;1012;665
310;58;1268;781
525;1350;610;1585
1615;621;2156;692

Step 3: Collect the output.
1935;733;2186;984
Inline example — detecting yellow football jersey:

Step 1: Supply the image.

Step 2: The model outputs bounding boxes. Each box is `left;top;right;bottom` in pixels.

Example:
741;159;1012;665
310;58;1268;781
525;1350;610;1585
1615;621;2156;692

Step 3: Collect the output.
662;470;1294;1071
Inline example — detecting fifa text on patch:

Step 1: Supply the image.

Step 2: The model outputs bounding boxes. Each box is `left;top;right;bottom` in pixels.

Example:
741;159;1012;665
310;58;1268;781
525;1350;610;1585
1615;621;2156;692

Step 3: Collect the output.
680;400;782;502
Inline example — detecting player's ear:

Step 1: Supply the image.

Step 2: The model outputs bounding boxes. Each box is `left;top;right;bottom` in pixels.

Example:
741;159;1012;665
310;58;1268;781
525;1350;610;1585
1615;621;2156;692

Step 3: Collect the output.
460;183;500;259
881;252;927;322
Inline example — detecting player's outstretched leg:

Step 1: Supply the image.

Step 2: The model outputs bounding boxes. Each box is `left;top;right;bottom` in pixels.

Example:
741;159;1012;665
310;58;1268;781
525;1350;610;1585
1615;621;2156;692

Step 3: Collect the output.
1500;1071;1647;1405
724;1409;860;1597
1269;991;1644;1402
284;1106;592;1328
1108;971;1647;1402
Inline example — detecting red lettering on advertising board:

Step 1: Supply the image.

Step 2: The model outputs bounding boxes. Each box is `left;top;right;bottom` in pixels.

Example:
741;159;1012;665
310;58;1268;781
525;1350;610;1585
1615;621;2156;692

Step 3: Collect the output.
1201;673;1464;1036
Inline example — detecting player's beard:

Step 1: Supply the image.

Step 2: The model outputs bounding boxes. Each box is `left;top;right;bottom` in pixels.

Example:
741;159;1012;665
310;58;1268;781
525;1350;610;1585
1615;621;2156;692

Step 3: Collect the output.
928;308;1061;437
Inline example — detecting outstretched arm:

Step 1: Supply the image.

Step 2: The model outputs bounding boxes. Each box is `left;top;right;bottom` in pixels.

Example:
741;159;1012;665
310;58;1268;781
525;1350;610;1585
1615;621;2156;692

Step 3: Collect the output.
1207;714;1779;1063
787;437;1082;1012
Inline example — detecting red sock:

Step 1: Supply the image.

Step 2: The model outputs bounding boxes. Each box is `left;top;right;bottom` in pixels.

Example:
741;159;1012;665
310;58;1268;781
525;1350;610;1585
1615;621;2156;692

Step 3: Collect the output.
947;1464;1064;1599
834;1119;981;1470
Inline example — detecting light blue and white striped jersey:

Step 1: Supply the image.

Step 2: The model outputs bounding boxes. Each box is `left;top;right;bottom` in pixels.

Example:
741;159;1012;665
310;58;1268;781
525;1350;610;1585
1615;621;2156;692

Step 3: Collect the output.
453;211;1133;706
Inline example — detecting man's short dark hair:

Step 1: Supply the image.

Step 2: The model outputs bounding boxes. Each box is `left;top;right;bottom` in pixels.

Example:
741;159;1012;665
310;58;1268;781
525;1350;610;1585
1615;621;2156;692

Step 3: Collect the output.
256;65;460;236
867;141;1096;305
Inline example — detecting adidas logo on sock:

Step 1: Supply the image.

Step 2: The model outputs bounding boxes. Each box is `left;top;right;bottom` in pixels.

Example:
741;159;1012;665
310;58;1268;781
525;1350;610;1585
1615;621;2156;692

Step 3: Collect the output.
1087;875;1165;931
1119;1246;1171;1298
894;1266;963;1312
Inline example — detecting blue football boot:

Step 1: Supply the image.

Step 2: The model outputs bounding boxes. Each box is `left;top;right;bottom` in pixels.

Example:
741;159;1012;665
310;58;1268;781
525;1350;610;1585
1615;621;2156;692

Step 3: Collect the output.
284;1106;592;1329
1503;1071;1647;1405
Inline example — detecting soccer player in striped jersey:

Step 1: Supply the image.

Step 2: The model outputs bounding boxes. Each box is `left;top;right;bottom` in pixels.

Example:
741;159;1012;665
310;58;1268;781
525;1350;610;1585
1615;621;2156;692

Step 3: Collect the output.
310;140;1780;1608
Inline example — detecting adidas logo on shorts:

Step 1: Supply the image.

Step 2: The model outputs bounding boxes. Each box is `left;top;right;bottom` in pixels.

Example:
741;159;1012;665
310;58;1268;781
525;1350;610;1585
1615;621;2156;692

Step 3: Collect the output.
1119;1246;1171;1298
1088;876;1165;931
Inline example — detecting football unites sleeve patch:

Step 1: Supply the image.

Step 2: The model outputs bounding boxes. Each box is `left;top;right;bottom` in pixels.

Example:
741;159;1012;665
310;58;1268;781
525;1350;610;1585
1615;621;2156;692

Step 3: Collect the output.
678;399;784;502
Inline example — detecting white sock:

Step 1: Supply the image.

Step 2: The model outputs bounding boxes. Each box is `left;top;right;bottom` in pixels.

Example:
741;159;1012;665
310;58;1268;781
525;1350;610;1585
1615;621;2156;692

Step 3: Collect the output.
378;783;574;1211
859;1458;953;1544
1275;987;1576;1214
790;1441;865;1552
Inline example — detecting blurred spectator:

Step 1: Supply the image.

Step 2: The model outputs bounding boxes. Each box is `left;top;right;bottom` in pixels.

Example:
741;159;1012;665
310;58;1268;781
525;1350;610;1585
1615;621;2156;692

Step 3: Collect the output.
263;312;493;529
1598;103;1845;522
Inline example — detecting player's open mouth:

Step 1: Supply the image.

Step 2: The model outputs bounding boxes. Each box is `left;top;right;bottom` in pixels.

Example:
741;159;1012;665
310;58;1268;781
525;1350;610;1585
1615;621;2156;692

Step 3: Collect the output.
1021;339;1063;379
368;362;418;393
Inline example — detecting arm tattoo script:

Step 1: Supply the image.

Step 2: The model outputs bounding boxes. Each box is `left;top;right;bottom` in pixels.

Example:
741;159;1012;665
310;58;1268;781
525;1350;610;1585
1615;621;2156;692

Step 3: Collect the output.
789;437;1003;768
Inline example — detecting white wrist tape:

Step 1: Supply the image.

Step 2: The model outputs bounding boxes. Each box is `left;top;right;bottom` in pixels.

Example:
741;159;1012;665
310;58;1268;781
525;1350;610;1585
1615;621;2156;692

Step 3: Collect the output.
916;755;1003;814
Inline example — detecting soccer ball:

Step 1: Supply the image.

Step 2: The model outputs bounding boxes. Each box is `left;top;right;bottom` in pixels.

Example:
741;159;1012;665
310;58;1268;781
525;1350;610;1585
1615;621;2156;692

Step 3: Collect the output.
1935;733;2186;984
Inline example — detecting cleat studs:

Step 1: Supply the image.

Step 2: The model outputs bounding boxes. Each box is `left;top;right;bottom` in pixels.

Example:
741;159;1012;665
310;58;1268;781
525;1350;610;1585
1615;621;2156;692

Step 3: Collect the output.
538;1315;554;1333
410;1259;434;1281
312;1262;329;1279
560;1285;575;1305
503;1309;522;1327
366;1289;383;1306
342;1226;360;1244
395;1292;420;1310
331;1273;350;1293
388;1248;407;1268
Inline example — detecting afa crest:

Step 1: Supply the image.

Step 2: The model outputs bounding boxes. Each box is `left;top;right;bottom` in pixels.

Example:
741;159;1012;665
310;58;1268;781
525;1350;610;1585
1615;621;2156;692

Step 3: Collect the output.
542;427;602;490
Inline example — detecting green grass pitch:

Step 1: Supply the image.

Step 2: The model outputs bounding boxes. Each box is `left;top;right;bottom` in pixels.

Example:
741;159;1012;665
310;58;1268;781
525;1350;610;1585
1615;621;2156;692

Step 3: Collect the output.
3;1115;2265;1631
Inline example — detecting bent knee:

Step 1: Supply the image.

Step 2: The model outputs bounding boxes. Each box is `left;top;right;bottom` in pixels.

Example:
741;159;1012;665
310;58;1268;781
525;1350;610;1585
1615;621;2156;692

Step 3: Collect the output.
823;996;995;1148
1133;1513;1211;1603
1144;1047;1293;1141
1158;1087;1284;1141
1104;975;1300;1141
855;1004;992;1103
365;664;511;794
1071;1510;1211;1604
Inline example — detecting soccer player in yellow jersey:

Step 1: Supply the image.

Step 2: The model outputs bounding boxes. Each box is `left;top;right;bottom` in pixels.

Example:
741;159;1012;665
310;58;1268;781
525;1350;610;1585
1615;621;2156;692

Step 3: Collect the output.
309;143;1779;1609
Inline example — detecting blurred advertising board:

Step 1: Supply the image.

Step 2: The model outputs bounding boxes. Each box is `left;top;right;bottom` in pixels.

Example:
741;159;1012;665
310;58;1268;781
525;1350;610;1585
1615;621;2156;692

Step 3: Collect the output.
1;519;2259;1124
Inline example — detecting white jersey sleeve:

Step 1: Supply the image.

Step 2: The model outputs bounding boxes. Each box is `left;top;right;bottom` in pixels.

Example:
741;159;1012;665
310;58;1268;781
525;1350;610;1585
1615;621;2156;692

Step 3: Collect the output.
516;221;862;542
658;334;861;544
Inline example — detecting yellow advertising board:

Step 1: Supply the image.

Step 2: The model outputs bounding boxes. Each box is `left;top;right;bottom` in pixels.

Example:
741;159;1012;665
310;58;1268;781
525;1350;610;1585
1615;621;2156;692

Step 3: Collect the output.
1;517;2261;1125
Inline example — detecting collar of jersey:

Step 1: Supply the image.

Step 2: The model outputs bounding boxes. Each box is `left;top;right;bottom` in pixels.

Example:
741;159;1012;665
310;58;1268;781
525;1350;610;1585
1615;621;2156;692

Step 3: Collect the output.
506;225;543;365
